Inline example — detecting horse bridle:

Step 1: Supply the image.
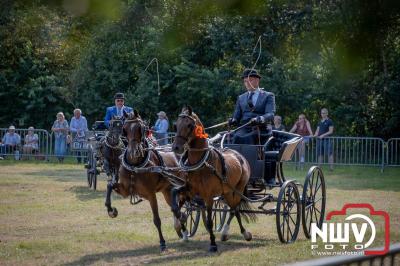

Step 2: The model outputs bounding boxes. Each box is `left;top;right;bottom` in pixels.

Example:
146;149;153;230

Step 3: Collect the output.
105;118;124;148
174;113;197;145
124;117;150;158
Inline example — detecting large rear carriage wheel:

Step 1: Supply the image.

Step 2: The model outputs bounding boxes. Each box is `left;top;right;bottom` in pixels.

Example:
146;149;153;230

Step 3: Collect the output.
302;166;326;238
276;180;301;243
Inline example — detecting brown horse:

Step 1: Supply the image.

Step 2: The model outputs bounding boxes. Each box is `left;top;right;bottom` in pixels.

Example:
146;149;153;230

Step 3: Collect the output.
107;110;188;251
171;107;255;252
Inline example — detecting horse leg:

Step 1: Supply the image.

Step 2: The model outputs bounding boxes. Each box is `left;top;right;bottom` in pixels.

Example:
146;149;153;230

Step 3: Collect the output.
221;210;235;241
170;187;188;239
148;194;167;252
103;159;112;180
105;180;118;218
162;189;186;239
235;210;252;241
206;203;218;252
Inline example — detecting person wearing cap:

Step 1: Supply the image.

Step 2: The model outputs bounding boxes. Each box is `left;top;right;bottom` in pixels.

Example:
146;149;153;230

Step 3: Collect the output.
229;68;276;145
22;126;39;158
104;92;133;128
152;111;169;145
0;125;21;159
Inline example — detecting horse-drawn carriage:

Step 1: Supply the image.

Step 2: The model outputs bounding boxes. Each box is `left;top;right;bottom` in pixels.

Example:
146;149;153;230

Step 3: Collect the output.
100;108;326;252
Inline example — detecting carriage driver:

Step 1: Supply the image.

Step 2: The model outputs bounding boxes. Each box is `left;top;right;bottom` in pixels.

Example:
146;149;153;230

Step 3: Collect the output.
104;92;133;128
228;69;276;144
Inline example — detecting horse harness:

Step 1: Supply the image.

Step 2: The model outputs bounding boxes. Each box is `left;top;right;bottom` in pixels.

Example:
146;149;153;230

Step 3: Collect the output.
179;146;228;184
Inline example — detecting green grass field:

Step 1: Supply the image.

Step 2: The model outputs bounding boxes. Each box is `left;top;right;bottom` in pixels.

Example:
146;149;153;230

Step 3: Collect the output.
0;161;399;265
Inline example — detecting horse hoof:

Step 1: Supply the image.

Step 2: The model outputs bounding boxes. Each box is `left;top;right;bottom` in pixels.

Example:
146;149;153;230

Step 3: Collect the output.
182;230;189;242
108;207;118;218
221;234;230;242
208;245;218;252
221;224;230;241
160;243;167;252
243;231;252;241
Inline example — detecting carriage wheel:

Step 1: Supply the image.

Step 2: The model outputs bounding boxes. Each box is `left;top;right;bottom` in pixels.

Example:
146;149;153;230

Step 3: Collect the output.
302;166;326;239
202;197;228;232
87;170;93;188
181;201;201;237
92;173;97;191
86;149;94;188
276;180;301;243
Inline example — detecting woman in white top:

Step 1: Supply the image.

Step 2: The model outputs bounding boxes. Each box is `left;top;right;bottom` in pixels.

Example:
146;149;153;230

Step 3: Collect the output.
23;126;39;156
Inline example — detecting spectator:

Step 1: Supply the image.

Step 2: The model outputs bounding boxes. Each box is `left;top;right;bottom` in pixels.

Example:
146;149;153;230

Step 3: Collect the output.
314;108;334;171
70;108;88;163
290;114;313;165
52;112;69;163
0;125;21;160
272;115;285;131
22;126;39;159
153;111;169;145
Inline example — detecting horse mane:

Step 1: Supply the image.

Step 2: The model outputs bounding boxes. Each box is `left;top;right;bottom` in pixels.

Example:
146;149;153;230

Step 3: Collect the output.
126;112;141;120
181;109;204;127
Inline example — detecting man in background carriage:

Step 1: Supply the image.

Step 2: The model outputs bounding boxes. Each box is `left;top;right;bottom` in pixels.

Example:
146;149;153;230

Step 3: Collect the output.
228;69;276;145
104;92;133;128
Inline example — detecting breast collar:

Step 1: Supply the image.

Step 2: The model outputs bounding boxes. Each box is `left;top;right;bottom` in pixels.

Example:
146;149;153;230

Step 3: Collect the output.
120;139;151;172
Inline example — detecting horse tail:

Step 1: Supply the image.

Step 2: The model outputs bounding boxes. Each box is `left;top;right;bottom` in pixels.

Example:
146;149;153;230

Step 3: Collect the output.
237;188;257;223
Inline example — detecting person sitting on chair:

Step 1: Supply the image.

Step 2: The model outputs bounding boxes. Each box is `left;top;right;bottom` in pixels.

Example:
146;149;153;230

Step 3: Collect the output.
22;126;39;159
0;125;21;159
104;92;133;128
228;69;276;145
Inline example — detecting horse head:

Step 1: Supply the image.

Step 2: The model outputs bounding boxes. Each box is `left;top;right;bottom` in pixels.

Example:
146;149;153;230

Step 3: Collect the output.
108;115;124;141
123;110;149;159
172;106;208;154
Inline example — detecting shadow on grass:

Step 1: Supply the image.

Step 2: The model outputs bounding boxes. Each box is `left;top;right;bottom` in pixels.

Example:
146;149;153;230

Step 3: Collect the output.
68;186;105;201
63;238;273;266
23;169;86;182
67;185;124;202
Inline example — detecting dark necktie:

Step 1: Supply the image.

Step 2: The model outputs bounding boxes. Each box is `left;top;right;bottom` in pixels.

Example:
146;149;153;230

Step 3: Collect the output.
248;92;255;109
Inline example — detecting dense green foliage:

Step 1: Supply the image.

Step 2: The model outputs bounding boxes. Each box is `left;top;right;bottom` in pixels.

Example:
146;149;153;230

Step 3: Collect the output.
1;0;399;139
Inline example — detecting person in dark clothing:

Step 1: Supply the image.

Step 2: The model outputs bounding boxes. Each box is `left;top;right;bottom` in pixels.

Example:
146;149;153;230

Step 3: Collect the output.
314;108;334;171
229;69;275;145
229;69;276;186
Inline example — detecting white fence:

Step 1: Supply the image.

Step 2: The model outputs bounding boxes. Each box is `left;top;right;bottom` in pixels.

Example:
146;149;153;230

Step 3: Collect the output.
1;128;399;169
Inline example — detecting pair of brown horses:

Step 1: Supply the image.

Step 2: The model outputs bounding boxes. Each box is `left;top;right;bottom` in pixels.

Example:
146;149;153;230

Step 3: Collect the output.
107;108;254;252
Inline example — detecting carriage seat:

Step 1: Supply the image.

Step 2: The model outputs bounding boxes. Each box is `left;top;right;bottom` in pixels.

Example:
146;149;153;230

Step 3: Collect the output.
264;131;302;162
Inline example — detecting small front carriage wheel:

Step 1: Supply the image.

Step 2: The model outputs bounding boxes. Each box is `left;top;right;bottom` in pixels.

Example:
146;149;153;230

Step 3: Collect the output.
202;197;228;233
181;200;201;237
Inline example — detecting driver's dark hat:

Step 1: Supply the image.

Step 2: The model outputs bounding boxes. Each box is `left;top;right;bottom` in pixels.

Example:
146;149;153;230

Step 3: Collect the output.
241;69;261;79
114;92;125;100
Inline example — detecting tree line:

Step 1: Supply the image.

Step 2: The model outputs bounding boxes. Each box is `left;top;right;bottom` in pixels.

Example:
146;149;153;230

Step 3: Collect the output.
1;0;399;139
